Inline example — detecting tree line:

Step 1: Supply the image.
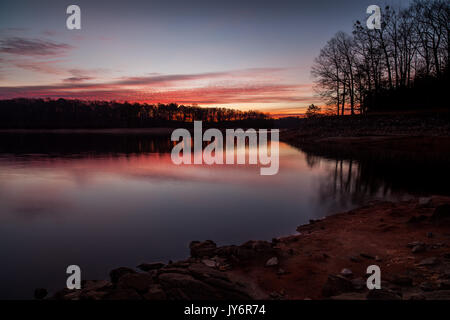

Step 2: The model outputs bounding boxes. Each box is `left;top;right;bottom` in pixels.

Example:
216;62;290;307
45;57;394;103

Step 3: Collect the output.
312;0;449;115
0;98;269;128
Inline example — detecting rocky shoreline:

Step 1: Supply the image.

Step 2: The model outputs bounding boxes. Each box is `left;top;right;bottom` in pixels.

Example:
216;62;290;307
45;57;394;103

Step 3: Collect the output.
47;195;450;300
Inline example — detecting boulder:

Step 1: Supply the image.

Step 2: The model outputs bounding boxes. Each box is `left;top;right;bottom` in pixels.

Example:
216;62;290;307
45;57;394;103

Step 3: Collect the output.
117;272;154;293
158;272;218;300
137;262;165;272
329;292;367;300
360;253;375;260
366;288;401;300
418;197;432;207
265;257;279;267
340;268;353;277
322;275;354;297
390;275;413;287
201;259;218;268
105;288;142;300
417;257;439;266
142;284;166;300
109;267;136;284
421;290;450;300
351;277;366;290
189;240;217;258
82;280;111;291
79;290;108;300
412;244;426;253
407;241;425;248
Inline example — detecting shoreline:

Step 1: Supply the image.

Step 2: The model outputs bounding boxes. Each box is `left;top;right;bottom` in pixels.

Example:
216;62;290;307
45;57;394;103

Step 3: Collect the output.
50;195;450;300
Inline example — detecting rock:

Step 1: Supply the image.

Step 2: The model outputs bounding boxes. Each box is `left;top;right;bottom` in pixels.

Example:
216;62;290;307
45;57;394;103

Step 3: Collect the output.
158;267;190;275
80;290;108;300
109;267;136;284
440;269;450;279
269;291;282;299
34;288;48;300
242;240;273;252
407;241;425;248
188;263;229;281
105;288;142;300
418;197;432;207
432;204;450;223
437;280;450;290
417;257;439;266
82;280;111;291
265;257;279;267
366;288;401;300
232;240;276;261
322;275;354;297
62;290;83;300
351;277;366;290
421;290;450;300
408;293;426;300
142;284;166;300
360;253;375;260
190;240;217;258
201;259;218;268
158;272;218;300
214;245;238;258
277;268;286;275
412;244;426;253
349;256;361;263
137;262;165;271
420;282;436;291
52;288;72;300
117;273;154;293
340;268;353;277
218;264;232;271
390;275;413;287
166;261;190;268
329;292;367;300
431;243;446;249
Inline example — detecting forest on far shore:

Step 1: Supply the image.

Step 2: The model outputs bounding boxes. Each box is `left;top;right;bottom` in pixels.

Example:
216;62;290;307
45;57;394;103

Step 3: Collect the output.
0;98;271;129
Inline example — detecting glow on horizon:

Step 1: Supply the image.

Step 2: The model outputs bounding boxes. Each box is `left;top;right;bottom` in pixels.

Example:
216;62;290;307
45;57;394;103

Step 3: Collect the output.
0;0;389;117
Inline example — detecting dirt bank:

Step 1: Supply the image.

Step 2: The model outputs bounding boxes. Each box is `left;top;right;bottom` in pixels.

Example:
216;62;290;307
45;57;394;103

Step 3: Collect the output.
50;196;450;300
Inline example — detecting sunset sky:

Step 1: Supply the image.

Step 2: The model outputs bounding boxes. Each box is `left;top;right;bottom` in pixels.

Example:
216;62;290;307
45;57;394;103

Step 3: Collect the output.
0;0;412;116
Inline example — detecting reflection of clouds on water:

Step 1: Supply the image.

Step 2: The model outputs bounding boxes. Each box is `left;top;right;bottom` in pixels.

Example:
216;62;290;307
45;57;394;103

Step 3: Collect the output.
0;145;295;187
1;133;448;299
0;171;74;220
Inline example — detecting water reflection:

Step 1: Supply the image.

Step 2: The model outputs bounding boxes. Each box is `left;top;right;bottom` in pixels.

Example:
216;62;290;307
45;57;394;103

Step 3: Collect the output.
301;141;450;209
0;132;448;299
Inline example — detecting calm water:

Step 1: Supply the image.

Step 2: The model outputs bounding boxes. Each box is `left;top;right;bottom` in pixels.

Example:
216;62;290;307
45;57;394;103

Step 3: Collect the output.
0;132;447;299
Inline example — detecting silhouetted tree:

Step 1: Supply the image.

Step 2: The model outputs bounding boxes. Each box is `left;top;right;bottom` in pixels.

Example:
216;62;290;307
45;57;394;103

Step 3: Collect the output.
312;0;449;114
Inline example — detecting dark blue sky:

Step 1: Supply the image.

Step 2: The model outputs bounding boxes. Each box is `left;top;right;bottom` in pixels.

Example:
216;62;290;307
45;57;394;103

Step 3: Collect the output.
0;0;413;115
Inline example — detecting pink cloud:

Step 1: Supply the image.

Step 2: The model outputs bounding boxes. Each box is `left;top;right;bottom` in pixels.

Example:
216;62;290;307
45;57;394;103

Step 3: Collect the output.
0;37;73;56
0;68;314;106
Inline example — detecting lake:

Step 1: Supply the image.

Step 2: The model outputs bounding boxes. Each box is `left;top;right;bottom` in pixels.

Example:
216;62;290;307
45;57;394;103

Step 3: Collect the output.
0;131;447;299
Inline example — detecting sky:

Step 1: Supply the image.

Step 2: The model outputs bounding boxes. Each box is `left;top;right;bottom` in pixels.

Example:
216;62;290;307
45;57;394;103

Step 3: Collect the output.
0;0;412;116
